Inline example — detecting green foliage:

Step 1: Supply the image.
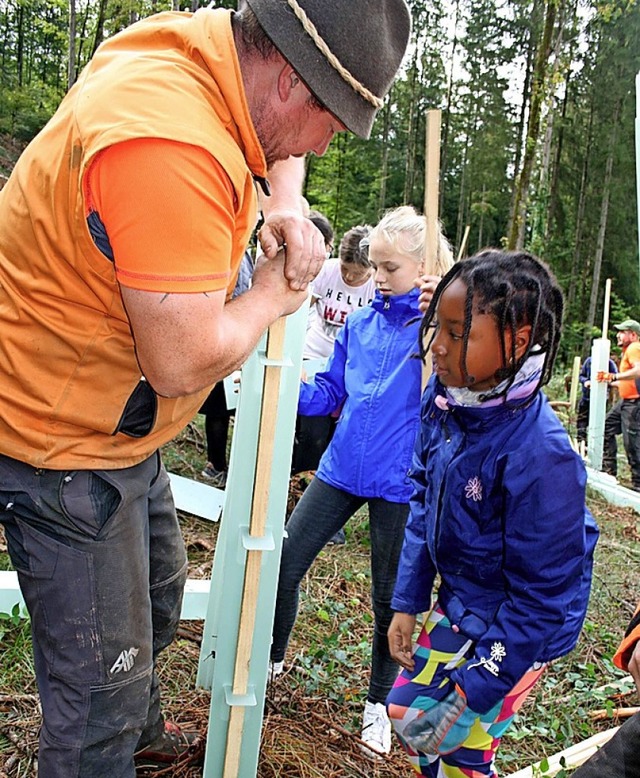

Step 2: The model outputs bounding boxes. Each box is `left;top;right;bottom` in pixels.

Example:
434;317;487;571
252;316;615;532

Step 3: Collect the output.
0;83;61;140
0;603;29;642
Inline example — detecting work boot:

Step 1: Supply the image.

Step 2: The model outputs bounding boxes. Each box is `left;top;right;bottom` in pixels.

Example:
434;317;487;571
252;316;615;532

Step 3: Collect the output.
134;720;203;771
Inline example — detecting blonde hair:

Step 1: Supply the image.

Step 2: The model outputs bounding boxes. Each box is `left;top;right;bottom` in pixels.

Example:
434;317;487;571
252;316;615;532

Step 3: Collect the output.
368;205;453;273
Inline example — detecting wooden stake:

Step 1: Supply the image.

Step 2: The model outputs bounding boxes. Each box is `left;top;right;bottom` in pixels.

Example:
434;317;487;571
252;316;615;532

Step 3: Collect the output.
602;277;612;340
569;354;581;414
223;316;286;778
423;109;443;276
457;224;470;262
422;109;442;389
589;706;639;721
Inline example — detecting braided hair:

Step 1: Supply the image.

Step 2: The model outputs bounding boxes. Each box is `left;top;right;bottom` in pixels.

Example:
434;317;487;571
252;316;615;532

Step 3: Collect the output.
419;249;564;399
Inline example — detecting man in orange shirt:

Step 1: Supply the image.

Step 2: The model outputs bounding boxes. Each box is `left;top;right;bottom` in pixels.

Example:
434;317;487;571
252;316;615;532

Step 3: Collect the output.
0;3;411;776
598;319;640;490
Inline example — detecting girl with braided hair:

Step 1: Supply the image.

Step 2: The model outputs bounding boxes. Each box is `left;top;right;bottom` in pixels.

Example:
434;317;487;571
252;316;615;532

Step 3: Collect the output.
386;250;599;777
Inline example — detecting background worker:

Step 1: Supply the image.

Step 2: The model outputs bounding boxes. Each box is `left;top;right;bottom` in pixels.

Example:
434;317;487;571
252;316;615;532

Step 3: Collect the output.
0;2;411;775
577;354;617;444
598;319;640;490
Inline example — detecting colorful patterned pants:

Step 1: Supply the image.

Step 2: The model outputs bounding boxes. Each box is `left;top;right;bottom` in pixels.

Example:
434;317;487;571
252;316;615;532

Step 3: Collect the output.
386;606;545;777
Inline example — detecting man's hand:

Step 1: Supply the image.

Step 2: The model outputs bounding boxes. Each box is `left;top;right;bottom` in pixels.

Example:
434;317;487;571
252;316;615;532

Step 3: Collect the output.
251;249;309;316
597;371;616;383
415;274;441;313
388;612;417;671
258;210;326;291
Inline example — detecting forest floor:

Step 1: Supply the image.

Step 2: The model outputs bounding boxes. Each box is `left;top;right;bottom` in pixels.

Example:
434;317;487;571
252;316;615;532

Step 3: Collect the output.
0;414;639;778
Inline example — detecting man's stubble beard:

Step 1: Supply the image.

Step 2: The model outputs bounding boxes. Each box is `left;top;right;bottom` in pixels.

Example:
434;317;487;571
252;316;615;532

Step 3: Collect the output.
252;96;289;169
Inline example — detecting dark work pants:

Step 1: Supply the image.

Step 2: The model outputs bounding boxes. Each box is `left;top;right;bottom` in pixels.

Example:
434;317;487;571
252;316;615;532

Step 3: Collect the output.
271;476;408;704
290;414;336;475
571;711;640;778
602;399;640;489
577;400;589;443
200;381;231;471
0;452;187;778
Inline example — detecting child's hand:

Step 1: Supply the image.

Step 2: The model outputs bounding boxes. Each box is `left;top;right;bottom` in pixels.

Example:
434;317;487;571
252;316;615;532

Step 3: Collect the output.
414;274;441;313
388;612;416;670
402;686;472;755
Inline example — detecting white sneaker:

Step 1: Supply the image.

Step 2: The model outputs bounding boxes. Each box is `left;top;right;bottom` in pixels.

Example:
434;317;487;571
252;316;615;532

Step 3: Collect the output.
360;700;391;758
268;660;284;682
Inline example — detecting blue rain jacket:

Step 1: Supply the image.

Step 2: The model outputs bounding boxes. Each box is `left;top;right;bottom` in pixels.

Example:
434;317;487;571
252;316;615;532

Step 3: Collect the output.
298;289;422;503
392;378;599;714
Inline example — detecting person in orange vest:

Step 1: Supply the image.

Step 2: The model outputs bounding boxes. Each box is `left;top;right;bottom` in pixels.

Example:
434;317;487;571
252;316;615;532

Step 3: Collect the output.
0;2;411;775
598;319;640;490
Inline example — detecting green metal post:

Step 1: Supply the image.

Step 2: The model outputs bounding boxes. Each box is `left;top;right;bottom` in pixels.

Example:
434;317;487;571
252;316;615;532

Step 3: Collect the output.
197;303;307;777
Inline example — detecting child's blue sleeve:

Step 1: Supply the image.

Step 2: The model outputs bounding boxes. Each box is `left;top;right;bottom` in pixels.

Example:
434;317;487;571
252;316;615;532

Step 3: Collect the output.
391;392;438;614
298;323;348;416
451;443;598;714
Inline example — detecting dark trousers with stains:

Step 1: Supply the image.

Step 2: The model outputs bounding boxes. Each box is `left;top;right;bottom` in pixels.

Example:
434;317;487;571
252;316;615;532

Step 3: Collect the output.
0;451;187;778
572;711;640;778
602;399;640;490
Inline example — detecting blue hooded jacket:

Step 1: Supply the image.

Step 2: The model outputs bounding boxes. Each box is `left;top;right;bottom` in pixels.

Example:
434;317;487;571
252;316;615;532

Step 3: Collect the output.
392;376;599;714
298;289;422;503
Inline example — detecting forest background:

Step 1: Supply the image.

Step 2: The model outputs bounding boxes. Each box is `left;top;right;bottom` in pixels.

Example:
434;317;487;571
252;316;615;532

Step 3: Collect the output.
1;0;640;359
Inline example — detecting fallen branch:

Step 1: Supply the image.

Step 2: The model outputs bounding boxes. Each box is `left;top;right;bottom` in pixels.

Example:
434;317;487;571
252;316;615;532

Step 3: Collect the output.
589;705;639;721
176;625;203;645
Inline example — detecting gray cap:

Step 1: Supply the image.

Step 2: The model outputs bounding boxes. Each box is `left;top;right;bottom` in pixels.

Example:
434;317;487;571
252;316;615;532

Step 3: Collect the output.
614;319;640;334
244;0;411;138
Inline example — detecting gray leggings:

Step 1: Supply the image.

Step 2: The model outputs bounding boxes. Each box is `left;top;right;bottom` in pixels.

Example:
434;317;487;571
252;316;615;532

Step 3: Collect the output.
0;452;187;778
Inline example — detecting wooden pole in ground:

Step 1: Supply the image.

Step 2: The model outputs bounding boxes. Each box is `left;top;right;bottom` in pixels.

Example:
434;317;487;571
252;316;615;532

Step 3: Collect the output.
457;224;470;262
569;354;581;414
422;109;442;389
602;277;612;341
222;316;286;777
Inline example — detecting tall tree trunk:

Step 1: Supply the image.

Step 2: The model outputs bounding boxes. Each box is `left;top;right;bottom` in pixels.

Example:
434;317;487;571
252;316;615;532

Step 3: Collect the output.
378;96;392;214
567;92;594;319
403;53;418;204
507;17;535;239
455;136;470;251
544;58;572;244
90;0;109;58
16;2;25;87
507;0;558;249
582;99;621;353
439;0;461;216
68;0;76;90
